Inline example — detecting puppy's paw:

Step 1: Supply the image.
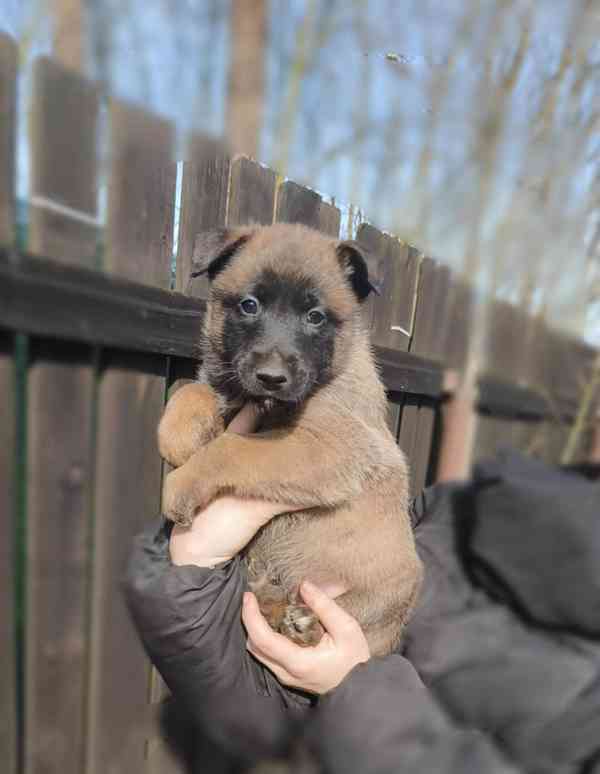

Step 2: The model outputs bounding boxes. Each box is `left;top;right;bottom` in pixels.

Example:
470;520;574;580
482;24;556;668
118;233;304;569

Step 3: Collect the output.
158;382;224;467
161;455;214;525
279;604;324;648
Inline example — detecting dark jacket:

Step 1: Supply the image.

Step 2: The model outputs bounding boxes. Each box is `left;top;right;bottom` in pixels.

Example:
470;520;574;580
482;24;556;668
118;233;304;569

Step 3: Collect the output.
124;452;600;773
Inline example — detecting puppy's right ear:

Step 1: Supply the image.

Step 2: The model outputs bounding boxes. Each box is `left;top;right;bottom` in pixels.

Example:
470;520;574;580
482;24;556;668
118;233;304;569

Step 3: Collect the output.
191;228;254;281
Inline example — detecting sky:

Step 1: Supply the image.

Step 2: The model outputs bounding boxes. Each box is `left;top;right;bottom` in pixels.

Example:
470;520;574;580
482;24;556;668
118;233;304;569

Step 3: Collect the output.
1;0;599;346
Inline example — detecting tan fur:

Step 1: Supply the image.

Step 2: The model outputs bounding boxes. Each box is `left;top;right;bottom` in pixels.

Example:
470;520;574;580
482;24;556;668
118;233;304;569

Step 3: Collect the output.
159;223;423;656
158;382;224;468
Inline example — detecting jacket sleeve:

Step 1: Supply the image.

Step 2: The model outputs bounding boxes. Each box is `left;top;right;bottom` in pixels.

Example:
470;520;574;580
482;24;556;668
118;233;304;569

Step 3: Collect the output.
122;519;313;763
304;655;520;774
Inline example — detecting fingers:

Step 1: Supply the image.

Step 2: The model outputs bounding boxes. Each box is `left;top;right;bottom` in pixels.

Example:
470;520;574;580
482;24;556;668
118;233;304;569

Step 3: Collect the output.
243;590;369;695
227;403;260;435
242;592;307;669
299;581;362;643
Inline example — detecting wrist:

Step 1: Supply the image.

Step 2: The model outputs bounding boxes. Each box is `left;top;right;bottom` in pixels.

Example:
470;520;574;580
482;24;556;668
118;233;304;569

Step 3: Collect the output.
169;523;233;568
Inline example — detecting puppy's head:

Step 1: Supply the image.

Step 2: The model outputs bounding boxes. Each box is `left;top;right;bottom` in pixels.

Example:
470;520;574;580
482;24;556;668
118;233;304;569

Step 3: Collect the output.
192;223;378;407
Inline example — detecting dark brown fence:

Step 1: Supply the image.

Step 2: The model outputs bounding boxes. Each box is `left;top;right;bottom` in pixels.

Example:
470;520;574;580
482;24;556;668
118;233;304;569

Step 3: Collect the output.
1;37;598;774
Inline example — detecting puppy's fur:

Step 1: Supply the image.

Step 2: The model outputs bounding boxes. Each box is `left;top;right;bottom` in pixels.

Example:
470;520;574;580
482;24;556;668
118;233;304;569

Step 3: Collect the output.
159;223;422;656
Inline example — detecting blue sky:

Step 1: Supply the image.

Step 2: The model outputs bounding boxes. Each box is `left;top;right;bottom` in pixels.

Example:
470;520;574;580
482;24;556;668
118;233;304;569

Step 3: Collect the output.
2;0;599;344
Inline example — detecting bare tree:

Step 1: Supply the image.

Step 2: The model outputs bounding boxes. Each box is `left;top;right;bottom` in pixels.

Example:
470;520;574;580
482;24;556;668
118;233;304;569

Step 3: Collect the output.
226;0;268;158
51;0;84;71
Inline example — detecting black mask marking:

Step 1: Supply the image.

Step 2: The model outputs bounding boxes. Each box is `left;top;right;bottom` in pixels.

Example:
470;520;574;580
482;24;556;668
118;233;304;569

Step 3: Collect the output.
208;271;339;406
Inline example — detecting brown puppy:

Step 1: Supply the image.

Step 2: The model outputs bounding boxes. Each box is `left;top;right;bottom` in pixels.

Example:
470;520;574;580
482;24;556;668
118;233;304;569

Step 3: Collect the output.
158;223;422;656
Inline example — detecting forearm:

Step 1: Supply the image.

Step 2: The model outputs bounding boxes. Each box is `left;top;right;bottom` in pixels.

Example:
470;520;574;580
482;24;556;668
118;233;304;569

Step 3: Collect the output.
123;518;312;762
305;656;519;774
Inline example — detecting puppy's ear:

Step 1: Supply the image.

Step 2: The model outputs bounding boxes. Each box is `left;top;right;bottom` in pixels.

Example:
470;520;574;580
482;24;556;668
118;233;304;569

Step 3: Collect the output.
191;228;254;281
336;241;381;302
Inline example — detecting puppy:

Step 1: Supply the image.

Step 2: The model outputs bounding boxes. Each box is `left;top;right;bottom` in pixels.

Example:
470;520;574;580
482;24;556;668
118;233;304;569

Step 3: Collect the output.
159;223;423;656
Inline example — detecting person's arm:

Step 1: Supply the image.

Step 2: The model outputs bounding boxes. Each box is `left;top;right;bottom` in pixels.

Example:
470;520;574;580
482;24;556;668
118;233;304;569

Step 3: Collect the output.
124;406;310;763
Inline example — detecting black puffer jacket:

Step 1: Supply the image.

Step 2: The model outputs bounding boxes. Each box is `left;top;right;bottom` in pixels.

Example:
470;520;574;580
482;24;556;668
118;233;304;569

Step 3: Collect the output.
124;452;600;773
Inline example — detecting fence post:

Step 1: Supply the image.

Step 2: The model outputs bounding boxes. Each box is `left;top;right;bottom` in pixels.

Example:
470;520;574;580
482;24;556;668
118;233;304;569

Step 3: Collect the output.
25;56;99;774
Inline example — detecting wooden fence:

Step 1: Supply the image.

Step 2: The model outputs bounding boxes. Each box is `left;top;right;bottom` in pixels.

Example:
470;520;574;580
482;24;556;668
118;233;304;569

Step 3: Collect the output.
1;37;598;774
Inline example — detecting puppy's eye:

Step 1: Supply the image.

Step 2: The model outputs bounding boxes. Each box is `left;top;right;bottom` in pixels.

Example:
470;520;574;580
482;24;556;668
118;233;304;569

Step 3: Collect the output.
240;296;260;316
307;308;326;326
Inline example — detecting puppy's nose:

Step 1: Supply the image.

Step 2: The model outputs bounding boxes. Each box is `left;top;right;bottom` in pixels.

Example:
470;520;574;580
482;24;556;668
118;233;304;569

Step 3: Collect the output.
256;370;288;390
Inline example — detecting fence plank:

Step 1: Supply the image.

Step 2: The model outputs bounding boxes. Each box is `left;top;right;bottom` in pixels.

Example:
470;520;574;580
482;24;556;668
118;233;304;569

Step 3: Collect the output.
0;334;15;774
25;57;98;774
227;155;276;226
275;182;340;238
356;227;420;350
275;180;322;226
475;300;532;460
355;223;389;335
403;259;450;493
317;200;341;237
176;135;230;297
0;33;16;246
0;32;17;774
87;101;177;774
29;57;99;265
356;226;420;436
374;240;419;352
384;244;422;471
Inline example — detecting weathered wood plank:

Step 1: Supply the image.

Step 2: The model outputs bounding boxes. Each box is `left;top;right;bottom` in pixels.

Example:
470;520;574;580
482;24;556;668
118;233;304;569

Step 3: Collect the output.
104;103;175;286
275;180;322;227
87;100;176;774
29;57;99;265
355;223;389;334
0;33;17;246
387;245;423;488
24;57;99;774
404;258;449;493
227;155;276;226
357;226;421;468
0;32;17;774
0;334;16;774
474;299;532;461
26;341;94;774
444;278;473;371
274;181;340;238
316;200;341;237
176;134;230;297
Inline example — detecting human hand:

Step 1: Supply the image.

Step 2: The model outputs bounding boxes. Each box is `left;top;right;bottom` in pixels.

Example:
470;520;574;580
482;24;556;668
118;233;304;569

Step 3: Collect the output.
242;580;370;695
169;403;293;567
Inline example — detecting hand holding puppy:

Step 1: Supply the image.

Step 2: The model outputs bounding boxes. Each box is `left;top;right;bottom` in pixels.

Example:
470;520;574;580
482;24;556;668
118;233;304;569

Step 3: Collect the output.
243;580;370;695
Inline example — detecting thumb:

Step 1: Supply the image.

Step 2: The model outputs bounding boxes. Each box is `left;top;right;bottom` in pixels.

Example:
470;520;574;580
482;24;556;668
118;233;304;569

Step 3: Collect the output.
299;581;361;643
227;402;260;435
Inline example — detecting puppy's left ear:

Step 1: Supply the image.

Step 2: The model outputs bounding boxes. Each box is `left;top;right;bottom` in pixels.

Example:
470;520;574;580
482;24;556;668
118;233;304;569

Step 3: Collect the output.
336;241;381;302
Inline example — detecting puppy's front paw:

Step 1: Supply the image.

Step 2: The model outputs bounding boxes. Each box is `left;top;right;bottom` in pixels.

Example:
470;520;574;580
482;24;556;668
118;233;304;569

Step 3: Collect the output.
162;456;214;526
158;382;224;467
280;604;324;647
